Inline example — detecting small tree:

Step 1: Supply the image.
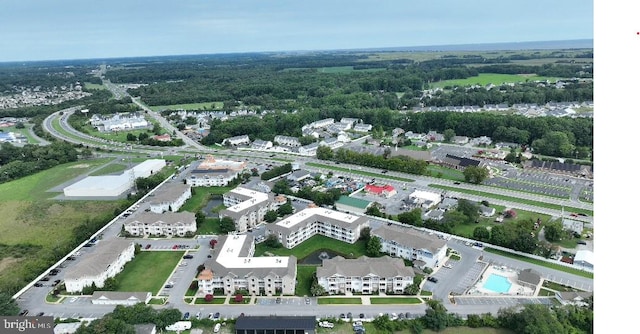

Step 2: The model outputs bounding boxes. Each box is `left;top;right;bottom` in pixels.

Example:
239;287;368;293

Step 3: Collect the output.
204;294;214;302
209;239;217;248
264;210;278;223
504;209;517;219
234;294;244;303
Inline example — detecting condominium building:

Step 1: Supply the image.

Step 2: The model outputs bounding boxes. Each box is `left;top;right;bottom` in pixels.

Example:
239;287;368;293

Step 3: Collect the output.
64;239;135;293
186;155;246;187
149;183;192;213
274;135;301;147
222;134;251;146
197;234;296;296
264;207;369;249
123;212;197;237
372;225;448;269
219;187;275;233
317;256;414;295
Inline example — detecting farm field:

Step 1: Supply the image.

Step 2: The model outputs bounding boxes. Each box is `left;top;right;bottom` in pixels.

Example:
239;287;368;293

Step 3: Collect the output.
149;101;224;111
430;73;560;88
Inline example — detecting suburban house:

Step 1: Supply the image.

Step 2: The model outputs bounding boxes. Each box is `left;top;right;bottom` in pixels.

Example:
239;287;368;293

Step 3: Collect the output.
235;316;316;334
264;207;370;249
64;239;135;293
372;224;448;269
479;205;496;217
316;256;415;295
91;291;152;305
353;124;373;132
197;234;296;296
148;183;192;213
219;187;275;233
274;135;301;147
451;136;469;145
425;209;445;221
251;139;273;150
562;218;584;235
152;134;171;142
123;212;197;237
287;170;312;183
298;143;319;156
302;118;334;131
133;324;157;334
364;184;397;198
222;134;251;146
340;117;359;128
555;291;593;307
437;197;459;211
186;155;246;187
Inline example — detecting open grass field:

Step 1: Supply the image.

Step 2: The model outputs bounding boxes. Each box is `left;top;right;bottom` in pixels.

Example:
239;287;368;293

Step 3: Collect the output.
425;165;465;181
430;73;560;88
0;158;127;293
1;125;40;144
254;235;367;260
149;101;224;111
317;297;362;305
84;82;108;90
180;186;233;213
116;251;183;293
88;163;129;176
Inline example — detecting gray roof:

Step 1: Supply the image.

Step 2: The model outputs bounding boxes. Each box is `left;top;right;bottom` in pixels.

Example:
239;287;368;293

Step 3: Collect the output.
124;211;196;226
438;198;458;210
517;268;542;285
317;255;414;278
372;225;447;254
65;239;134;280
91;291;150;302
134;324;157;334
149;183;190;205
556;291;593;302
203;235;296;280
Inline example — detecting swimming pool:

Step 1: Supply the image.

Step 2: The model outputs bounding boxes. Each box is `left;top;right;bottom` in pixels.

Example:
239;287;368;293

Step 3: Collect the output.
483;273;512;293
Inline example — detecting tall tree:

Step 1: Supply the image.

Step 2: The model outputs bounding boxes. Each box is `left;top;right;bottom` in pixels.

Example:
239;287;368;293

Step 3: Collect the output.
0;292;20;316
366;236;382;257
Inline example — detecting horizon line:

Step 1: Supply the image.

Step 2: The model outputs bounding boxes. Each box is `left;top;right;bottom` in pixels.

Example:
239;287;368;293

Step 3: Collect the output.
0;38;593;64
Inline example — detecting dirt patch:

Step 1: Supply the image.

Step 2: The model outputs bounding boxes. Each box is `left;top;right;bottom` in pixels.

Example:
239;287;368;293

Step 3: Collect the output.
69;164;90;168
0;257;20;274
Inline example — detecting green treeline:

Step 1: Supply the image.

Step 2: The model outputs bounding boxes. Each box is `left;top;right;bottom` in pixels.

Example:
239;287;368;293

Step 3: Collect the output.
199;110;592;159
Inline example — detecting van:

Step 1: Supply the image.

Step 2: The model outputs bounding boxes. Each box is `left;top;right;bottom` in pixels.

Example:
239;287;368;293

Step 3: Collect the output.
214;323;221;333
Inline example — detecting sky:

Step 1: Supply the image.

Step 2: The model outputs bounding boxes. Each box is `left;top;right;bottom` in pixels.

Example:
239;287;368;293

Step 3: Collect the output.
0;0;594;62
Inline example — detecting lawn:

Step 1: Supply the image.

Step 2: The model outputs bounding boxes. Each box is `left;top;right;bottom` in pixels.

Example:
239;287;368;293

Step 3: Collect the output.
430;73;560;88
197;218;223;235
2;125;40;144
306;162;414;182
88;163;129;176
149;101;224;111
254;235;367;260
84;82;108;90
369;297;422;304
115;252;183;293
317;297;362;304
425;165;465;181
180;187;233;213
295;265;317;296
195;297;226;304
451;207;550;239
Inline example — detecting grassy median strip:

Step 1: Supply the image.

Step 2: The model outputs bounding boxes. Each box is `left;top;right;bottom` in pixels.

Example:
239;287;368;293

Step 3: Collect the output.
317;297;362;305
430;184;593;216
369;297;422;304
306;163;414;182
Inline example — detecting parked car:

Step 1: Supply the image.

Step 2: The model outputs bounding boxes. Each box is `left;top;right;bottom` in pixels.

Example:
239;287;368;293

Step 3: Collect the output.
36;312;45;317
34;283;43;287
214;312;220;321
145;244;151;249
577;240;587;245
214;323;221;333
427;276;438;283
183;312;190;320
183;254;193;259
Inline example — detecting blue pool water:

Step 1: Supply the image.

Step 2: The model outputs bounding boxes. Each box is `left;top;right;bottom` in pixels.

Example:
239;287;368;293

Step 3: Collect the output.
483;273;512;293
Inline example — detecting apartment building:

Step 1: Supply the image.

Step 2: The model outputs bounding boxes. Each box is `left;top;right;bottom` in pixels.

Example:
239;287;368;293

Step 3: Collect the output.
317;256;414;295
219;187;275;233
186;155;246;187
274;135;301;147
148;183;192;213
372;225;448;269
197;234;296;296
123;212;197;237
64;239;135;293
264;207;369;249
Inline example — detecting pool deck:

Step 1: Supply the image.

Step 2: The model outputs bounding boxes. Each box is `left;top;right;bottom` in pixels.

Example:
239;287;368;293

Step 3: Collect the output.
466;264;535;296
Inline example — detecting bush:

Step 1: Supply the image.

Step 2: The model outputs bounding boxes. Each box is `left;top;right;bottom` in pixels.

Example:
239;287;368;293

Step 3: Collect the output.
204;294;213;302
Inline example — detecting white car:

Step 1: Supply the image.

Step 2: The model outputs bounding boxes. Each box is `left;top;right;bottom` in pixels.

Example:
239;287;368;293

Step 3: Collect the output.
214;323;221;333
